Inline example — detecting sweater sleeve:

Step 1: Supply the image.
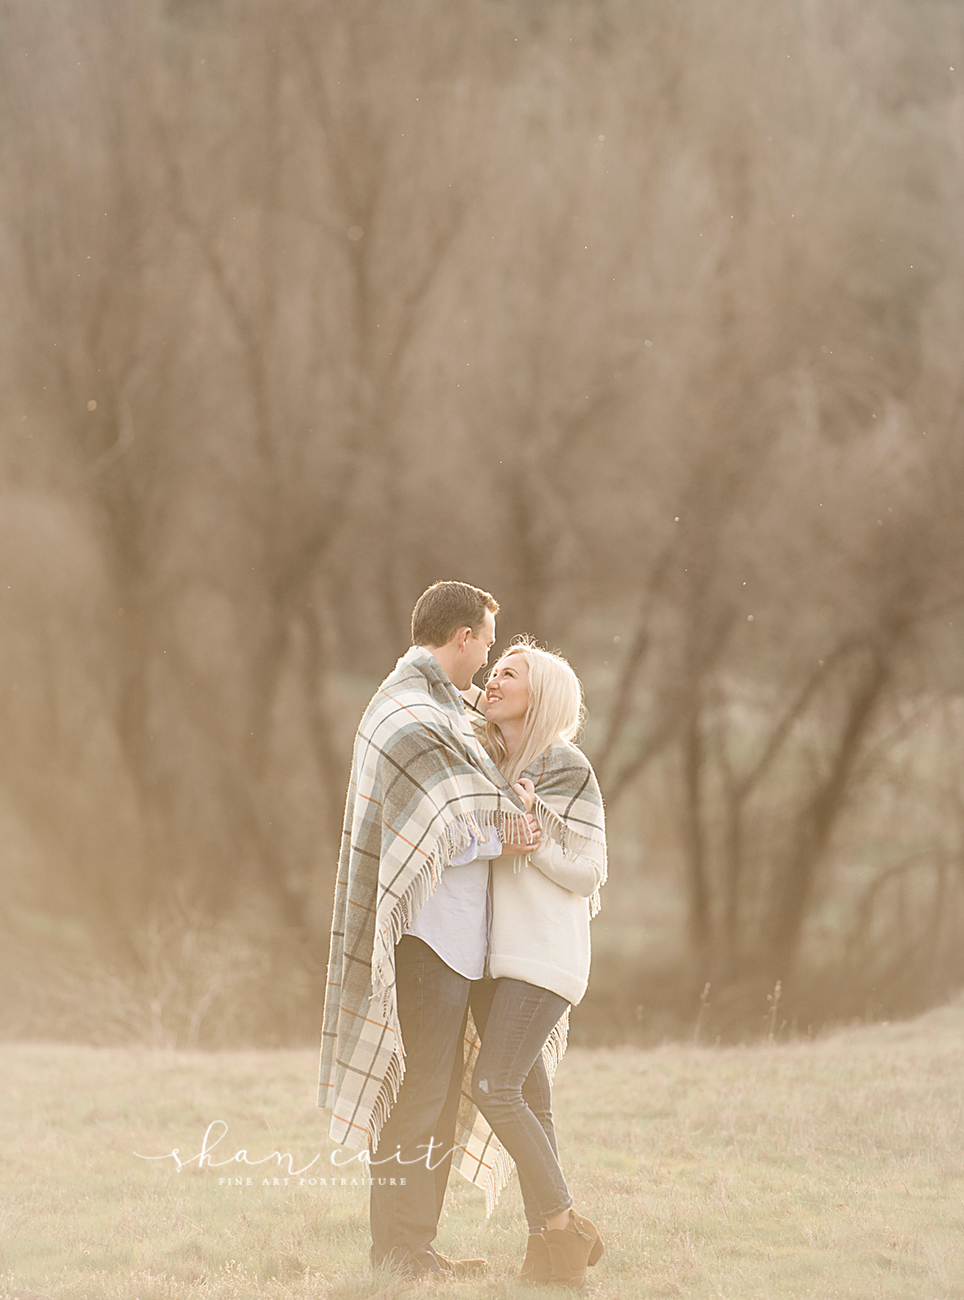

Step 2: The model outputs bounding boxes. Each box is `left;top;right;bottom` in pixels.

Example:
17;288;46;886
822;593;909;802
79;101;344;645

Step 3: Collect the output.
528;837;603;898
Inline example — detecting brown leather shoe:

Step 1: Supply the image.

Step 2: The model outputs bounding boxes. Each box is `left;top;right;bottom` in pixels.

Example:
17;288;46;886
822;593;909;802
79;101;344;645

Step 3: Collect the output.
430;1249;488;1277
544;1210;603;1288
519;1230;552;1283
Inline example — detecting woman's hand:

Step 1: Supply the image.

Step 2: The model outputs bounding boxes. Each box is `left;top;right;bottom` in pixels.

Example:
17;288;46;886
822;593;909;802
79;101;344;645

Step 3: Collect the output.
512;778;536;812
500;811;542;857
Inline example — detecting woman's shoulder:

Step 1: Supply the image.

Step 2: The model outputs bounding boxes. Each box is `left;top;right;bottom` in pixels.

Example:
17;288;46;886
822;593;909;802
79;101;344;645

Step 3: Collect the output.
540;739;596;777
527;740;601;799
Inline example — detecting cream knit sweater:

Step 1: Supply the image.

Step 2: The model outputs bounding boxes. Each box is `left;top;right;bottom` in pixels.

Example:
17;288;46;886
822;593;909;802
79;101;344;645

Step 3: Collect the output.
487;825;604;1006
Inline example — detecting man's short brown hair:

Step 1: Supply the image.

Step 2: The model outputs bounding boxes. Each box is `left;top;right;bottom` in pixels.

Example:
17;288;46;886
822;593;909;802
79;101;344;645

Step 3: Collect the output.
411;581;499;648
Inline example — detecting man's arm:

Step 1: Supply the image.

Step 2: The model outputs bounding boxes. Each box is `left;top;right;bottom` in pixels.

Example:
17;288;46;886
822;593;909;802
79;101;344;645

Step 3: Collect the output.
448;814;542;861
449;826;502;865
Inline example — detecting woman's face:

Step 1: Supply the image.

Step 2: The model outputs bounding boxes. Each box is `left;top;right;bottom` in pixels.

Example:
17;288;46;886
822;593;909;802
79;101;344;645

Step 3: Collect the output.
485;653;530;726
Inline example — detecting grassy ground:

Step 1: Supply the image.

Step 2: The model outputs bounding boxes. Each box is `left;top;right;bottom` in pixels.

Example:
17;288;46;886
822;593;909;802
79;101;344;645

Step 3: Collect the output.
2;1003;963;1300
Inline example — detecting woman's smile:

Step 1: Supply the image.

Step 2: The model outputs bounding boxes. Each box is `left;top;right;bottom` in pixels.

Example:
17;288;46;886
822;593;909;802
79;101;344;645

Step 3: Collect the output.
486;654;530;726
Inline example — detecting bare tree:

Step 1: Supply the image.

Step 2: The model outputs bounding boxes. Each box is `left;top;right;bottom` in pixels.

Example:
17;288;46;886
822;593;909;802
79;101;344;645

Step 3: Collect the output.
2;0;964;1037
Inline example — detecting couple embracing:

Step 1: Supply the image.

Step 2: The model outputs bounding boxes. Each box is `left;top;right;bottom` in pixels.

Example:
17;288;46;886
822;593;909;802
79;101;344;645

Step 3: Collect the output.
318;581;607;1287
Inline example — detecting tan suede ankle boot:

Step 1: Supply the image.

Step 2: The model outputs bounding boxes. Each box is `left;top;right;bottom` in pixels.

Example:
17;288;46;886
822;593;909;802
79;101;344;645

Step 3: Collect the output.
544;1209;603;1288
519;1230;552;1283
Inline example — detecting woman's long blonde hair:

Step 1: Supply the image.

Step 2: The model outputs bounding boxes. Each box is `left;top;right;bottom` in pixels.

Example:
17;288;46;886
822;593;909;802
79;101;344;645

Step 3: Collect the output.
482;640;585;784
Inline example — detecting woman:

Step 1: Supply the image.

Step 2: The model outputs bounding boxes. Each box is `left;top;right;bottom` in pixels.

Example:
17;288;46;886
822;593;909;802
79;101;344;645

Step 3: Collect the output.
468;640;607;1288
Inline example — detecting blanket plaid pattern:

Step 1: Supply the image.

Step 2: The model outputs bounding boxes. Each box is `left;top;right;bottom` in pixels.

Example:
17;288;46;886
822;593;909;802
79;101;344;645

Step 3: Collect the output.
317;647;528;1197
526;740;607;920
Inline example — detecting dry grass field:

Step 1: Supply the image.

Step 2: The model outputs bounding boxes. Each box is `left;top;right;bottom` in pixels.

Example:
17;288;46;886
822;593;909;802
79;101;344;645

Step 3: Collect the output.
2;1002;963;1300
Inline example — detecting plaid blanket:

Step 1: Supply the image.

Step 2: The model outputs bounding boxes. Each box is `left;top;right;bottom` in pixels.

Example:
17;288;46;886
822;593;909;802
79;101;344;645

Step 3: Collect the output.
526;740;607;919
317;647;528;1191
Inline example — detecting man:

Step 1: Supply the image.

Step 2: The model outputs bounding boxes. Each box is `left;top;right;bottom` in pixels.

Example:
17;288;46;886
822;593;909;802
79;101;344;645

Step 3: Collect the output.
318;580;541;1280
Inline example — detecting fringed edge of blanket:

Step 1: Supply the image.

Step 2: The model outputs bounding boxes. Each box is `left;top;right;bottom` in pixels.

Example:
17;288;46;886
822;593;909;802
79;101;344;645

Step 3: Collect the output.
481;1135;516;1217
365;1044;405;1152
542;1003;570;1081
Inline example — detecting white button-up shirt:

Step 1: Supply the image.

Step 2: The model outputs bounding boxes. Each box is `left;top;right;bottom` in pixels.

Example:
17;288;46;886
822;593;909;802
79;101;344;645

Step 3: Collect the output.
405;827;501;978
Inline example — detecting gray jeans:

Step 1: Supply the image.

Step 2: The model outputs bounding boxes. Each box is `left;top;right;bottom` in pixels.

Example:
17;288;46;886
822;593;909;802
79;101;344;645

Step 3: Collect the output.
470;977;572;1230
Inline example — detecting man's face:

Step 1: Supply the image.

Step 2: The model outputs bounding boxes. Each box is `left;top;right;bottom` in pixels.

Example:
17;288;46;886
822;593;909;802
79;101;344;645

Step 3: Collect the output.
457;609;496;690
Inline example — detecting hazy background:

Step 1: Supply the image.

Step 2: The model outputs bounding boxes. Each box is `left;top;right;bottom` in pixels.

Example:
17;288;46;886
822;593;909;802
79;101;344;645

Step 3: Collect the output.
2;0;964;1048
